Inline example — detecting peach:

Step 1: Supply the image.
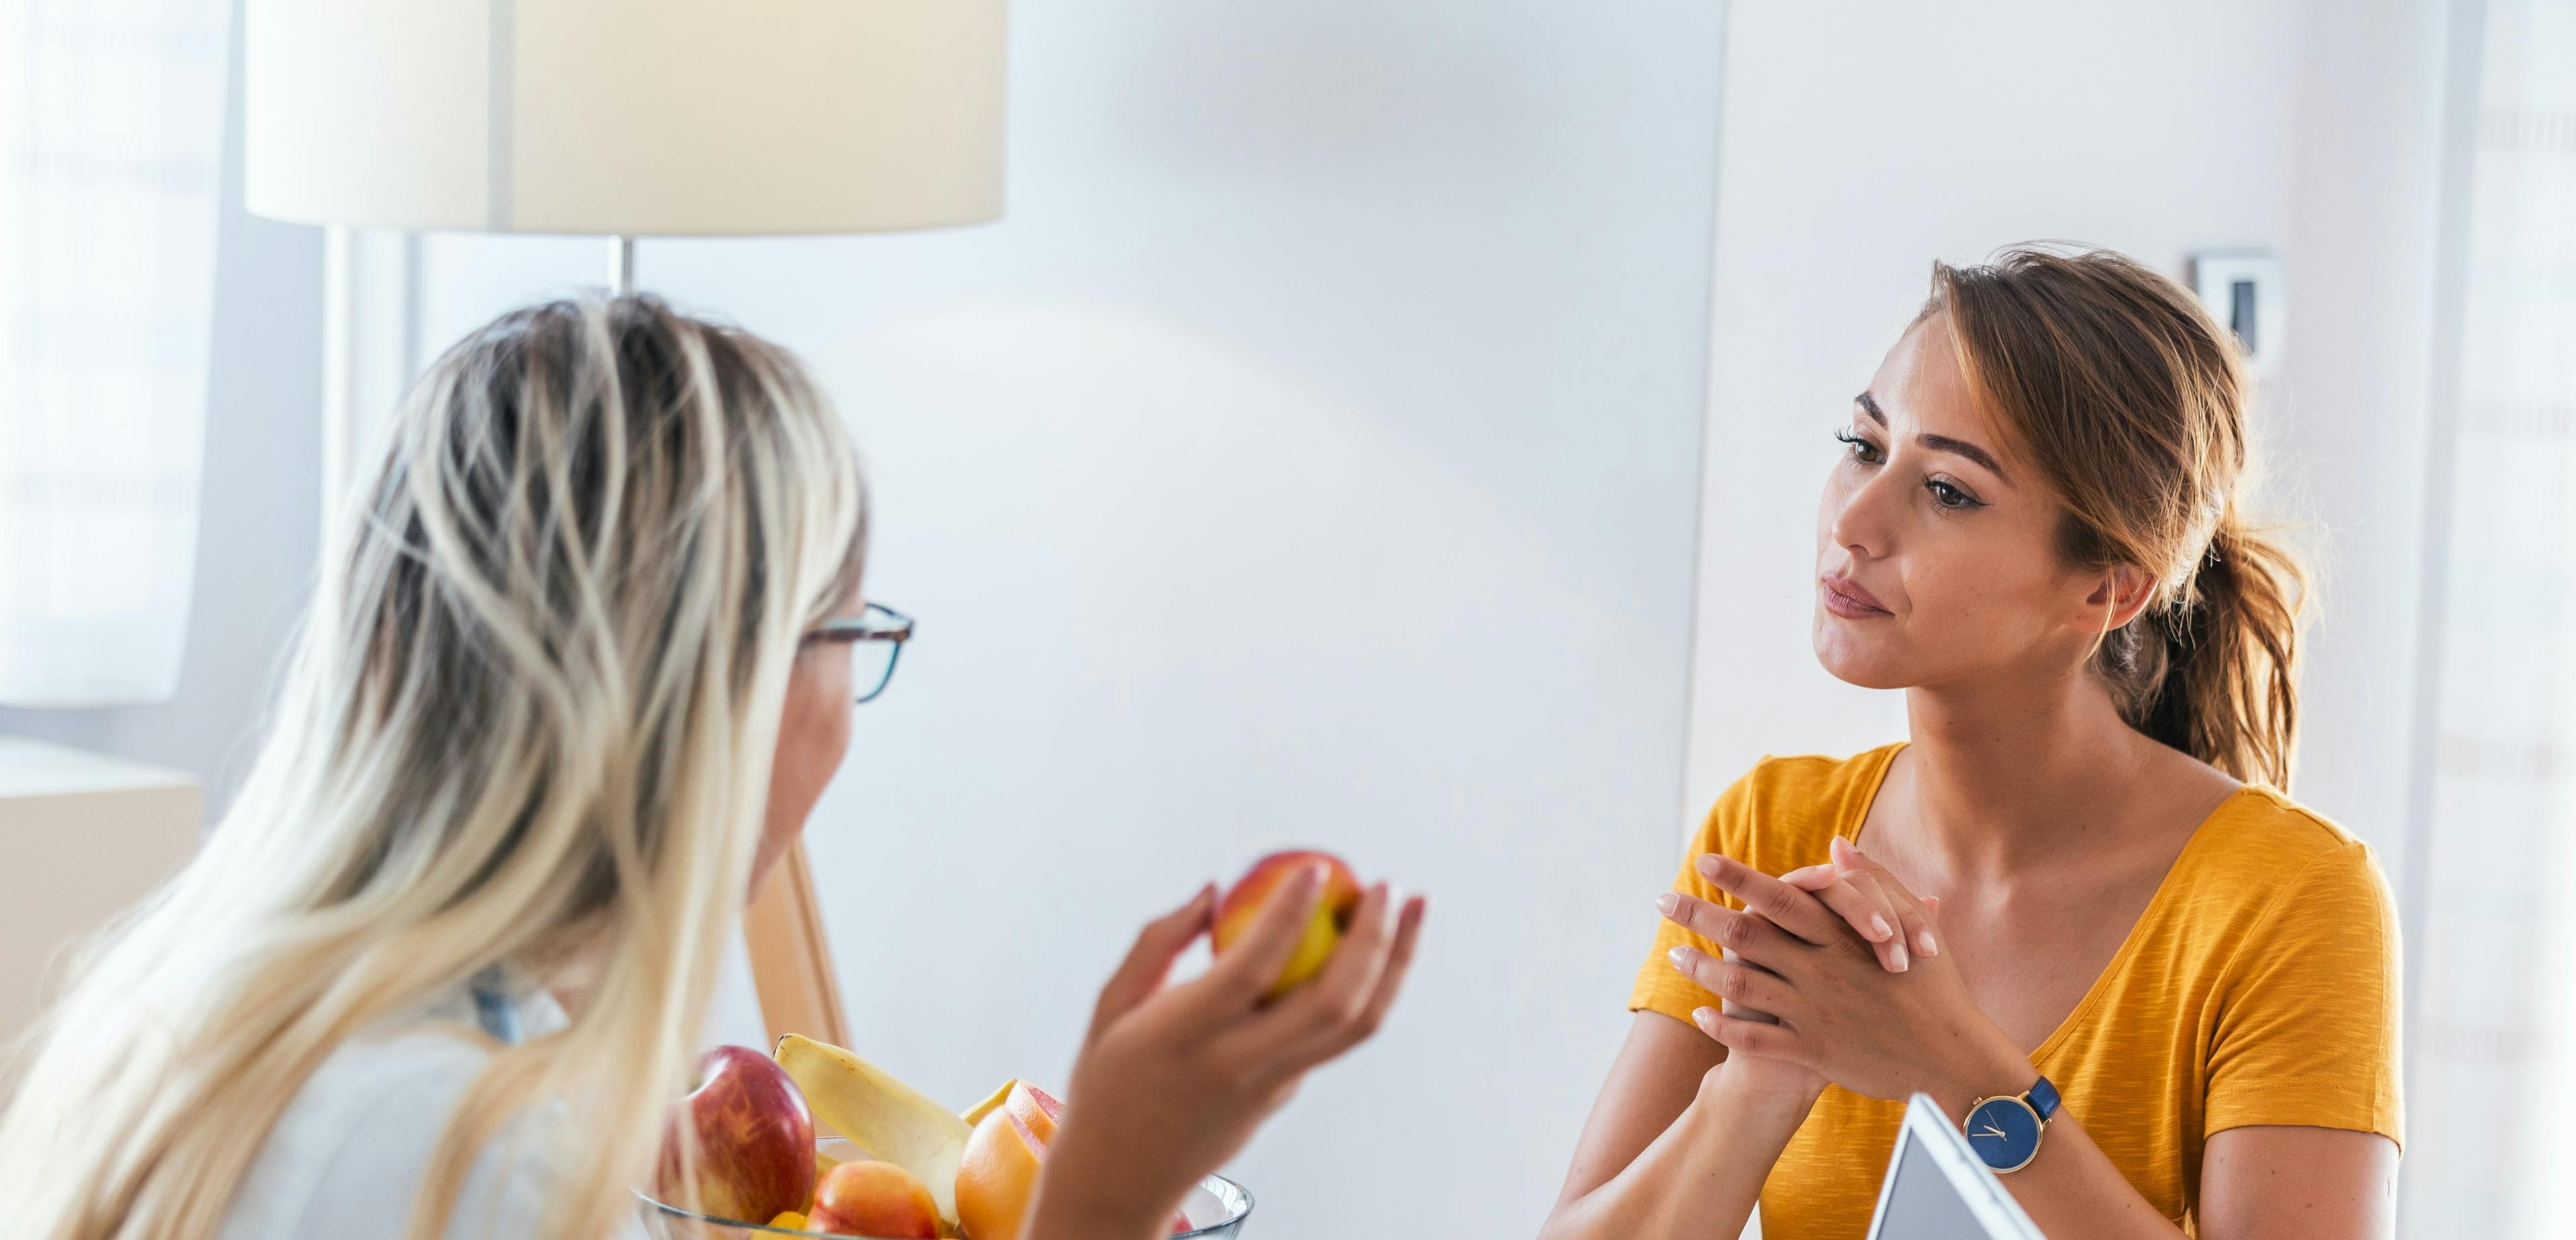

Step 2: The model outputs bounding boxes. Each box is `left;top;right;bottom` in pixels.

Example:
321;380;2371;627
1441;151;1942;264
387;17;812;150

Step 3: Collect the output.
808;1160;941;1239
1213;850;1363;999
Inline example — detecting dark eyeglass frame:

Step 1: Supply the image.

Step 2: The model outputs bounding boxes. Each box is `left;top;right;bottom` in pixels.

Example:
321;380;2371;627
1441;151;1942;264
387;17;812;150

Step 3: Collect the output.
802;602;913;703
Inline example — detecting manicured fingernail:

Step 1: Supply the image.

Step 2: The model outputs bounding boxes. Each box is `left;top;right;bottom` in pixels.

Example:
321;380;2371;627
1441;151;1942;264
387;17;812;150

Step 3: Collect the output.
1917;929;1938;957
1695;854;1725;880
1890;942;1910;971
1655;892;1679;916
1868;913;1892;940
1831;835;1854;860
1668;945;1699;970
1693;1005;1721;1029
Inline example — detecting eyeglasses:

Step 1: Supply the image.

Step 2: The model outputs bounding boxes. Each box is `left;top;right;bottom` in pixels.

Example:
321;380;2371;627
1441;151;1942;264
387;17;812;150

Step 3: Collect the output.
802;602;913;703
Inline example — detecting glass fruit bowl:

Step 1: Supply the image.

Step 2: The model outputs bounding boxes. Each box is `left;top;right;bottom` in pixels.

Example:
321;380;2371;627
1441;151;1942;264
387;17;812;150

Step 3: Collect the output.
639;1136;1253;1239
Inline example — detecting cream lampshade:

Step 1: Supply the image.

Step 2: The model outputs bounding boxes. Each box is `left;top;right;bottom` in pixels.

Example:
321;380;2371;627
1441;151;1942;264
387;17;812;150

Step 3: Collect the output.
242;0;1006;236
242;0;1008;527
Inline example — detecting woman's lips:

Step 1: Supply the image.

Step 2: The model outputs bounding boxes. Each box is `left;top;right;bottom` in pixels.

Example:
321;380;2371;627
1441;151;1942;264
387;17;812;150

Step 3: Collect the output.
1819;575;1892;619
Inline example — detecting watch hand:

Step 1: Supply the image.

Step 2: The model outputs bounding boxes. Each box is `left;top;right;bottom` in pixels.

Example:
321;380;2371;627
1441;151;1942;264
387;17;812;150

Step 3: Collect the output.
1974;1125;2006;1139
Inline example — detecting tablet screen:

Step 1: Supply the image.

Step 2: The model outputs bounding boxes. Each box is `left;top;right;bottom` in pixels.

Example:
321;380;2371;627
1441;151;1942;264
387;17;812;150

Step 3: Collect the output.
1874;1131;1999;1240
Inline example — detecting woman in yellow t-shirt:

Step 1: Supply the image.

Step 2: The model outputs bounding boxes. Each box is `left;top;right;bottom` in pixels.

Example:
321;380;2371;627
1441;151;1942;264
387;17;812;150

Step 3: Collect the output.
1541;247;2400;1240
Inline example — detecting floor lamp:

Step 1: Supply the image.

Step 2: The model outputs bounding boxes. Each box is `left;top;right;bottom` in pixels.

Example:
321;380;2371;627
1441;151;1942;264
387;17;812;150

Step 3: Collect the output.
239;0;1008;1048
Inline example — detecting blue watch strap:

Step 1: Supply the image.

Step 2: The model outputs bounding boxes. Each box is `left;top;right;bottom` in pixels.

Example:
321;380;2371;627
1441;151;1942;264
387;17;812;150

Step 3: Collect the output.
2027;1075;2060;1123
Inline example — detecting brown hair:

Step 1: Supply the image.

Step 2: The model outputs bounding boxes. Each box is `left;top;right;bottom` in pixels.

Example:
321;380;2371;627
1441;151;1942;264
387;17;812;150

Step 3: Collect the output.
1923;245;2308;788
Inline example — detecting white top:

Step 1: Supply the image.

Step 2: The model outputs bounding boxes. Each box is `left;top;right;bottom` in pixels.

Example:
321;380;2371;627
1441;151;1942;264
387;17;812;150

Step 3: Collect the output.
217;964;635;1239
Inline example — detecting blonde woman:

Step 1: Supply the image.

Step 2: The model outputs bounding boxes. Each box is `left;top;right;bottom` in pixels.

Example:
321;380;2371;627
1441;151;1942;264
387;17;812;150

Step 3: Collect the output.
0;296;1427;1240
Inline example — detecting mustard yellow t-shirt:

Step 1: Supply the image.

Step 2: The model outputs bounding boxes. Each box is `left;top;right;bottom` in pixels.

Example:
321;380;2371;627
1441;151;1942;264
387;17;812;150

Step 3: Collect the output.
1631;744;2402;1239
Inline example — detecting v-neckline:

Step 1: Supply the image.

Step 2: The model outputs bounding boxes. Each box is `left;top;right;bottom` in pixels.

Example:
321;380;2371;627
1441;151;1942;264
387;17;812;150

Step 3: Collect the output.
1841;741;2245;1063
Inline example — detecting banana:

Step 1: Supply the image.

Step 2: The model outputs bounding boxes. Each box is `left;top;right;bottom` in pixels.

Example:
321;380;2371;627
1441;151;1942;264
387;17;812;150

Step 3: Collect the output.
959;1079;1018;1127
774;1035;974;1227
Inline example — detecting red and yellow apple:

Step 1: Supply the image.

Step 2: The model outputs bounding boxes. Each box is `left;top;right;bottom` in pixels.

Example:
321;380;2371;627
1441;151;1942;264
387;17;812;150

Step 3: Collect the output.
808;1160;942;1239
1214;850;1363;999
658;1046;816;1225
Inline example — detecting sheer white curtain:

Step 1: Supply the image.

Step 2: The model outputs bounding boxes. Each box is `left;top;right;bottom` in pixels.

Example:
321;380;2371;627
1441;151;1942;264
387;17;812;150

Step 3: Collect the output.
2402;1;2576;1235
0;0;229;706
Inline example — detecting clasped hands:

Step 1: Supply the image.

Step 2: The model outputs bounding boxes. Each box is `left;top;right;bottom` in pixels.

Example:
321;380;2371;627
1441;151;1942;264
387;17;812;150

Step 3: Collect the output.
1656;836;2023;1109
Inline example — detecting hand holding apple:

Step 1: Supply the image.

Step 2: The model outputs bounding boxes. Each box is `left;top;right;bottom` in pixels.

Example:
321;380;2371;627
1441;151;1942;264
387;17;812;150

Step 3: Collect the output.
1025;871;1426;1240
1212;851;1364;1001
657;1046;816;1226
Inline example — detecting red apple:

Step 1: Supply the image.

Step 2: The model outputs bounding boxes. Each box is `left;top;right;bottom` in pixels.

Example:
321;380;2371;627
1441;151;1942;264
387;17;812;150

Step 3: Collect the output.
1213;850;1363;999
658;1045;816;1224
810;1160;941;1239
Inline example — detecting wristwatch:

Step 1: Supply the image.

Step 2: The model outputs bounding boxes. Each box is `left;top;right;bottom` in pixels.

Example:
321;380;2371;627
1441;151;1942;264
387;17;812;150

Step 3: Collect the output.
1963;1076;2059;1174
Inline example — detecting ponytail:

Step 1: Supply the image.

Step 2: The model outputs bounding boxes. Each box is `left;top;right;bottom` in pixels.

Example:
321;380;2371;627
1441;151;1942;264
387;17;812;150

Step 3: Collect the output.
2121;514;2308;789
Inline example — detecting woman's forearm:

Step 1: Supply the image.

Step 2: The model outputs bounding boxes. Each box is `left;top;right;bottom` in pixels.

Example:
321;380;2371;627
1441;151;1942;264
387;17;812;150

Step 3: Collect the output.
1539;1068;1813;1240
1996;1109;2190;1240
1927;1041;2187;1240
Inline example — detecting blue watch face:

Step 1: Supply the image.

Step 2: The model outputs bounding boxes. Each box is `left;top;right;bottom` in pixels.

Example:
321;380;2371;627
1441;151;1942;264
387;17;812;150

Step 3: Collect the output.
1965;1096;2044;1172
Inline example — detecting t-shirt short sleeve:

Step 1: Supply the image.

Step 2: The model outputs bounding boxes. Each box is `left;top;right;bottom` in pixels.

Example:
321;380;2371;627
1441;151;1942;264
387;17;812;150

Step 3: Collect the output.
1630;775;1754;1028
2202;840;2405;1148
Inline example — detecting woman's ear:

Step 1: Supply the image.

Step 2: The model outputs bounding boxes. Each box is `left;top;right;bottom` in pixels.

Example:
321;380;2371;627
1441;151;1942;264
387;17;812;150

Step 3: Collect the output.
2088;564;2160;631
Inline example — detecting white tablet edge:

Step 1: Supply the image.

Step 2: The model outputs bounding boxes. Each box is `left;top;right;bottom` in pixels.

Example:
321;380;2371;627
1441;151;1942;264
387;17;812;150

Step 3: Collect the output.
1862;1091;2050;1240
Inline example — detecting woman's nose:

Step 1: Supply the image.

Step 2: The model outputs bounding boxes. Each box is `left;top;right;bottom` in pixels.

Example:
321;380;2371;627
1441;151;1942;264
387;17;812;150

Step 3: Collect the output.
1827;469;1900;561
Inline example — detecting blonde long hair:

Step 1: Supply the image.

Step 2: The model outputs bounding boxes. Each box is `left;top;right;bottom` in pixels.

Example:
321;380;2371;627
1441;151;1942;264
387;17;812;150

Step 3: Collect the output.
0;295;867;1239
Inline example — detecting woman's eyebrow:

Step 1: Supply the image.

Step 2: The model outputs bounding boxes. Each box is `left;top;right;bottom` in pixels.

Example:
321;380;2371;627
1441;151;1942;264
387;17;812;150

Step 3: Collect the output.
1855;390;2010;482
1920;434;2009;482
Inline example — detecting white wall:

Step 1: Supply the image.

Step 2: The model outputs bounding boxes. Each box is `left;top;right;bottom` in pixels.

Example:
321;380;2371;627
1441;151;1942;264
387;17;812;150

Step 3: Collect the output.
1684;0;2452;882
410;3;1728;1235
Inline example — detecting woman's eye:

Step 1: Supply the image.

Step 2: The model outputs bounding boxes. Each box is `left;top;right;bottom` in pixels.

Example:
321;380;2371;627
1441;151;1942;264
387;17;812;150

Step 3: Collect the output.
1926;480;1982;510
1835;431;1884;464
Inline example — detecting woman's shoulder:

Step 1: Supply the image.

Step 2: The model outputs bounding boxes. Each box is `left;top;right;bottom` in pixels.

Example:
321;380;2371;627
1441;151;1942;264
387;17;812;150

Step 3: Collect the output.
2162;785;2398;955
1691;743;1906;871
221;1025;508;1239
2187;785;2392;897
220;980;584;1239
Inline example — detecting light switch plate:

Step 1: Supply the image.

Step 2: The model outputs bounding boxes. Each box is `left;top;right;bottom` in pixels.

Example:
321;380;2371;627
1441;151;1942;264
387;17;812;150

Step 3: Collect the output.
2189;249;2286;382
